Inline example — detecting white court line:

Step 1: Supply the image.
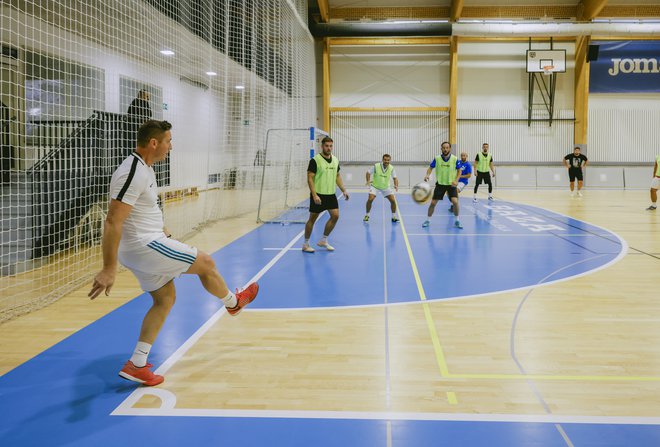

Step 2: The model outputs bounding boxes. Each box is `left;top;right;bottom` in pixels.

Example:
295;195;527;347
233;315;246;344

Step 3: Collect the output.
113;202;631;418
112;406;660;425
112;228;305;416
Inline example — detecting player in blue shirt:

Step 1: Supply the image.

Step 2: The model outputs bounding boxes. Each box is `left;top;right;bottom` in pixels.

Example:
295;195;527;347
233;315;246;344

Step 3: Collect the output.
450;152;473;212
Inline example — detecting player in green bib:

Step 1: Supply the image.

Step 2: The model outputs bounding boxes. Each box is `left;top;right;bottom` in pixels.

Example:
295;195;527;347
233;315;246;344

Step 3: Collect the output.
422;141;463;229
302;136;350;253
364;154;399;223
648;154;660;211
473;143;496;202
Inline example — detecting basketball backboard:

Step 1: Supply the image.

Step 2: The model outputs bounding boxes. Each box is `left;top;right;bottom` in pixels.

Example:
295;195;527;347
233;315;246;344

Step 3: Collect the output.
526;49;566;73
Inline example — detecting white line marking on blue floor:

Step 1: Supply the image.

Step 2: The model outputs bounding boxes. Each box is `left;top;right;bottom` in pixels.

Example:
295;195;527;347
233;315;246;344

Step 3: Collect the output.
112;229;305;417
112;407;660;425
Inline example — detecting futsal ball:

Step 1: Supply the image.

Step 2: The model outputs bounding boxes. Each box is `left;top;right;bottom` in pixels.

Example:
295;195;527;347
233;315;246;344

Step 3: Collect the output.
411;182;432;204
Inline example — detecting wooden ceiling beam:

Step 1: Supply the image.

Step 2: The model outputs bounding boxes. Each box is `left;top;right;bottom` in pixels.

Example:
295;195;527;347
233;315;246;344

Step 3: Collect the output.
318;0;330;23
578;0;608;22
450;0;464;22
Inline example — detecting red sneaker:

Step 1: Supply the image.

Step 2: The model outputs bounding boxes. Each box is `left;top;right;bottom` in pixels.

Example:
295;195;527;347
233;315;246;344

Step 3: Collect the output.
118;360;164;386
226;282;259;316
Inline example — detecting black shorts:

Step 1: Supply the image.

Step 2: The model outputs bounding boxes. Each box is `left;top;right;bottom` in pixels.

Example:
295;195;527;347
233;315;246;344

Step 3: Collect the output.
568;168;583;182
309;193;339;213
476;171;492;184
432;184;458;201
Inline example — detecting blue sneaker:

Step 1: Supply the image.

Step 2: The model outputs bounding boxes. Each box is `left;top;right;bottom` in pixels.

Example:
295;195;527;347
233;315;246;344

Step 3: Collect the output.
454;220;463;229
422;220;430;228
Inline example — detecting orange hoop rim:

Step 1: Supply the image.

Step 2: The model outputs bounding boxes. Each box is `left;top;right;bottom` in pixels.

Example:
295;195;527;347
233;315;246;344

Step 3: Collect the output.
542;65;555;75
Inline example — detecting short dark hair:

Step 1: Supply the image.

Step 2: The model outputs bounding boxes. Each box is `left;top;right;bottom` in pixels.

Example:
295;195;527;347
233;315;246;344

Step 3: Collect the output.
137;120;172;147
321;136;333;144
574;146;581;151
382;154;391;160
483;143;489;146
441;141;451;147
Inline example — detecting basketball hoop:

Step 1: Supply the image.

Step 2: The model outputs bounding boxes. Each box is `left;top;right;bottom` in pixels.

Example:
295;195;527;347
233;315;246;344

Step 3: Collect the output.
542;65;555;76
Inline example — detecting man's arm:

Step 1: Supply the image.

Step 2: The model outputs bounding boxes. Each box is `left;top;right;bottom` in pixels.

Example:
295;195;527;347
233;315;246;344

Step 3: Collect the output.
490;160;496;177
582;157;588;169
393;176;399;191
365;169;371;186
654;161;658;177
336;173;349;200
563;157;570;169
307;171;321;204
88;199;132;299
424;167;433;182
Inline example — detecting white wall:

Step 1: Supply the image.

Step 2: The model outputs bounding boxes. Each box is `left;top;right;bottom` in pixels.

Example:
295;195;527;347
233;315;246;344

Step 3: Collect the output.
331;45;450;107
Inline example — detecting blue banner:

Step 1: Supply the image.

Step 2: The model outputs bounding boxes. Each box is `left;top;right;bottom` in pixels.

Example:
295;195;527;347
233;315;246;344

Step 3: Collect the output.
590;41;660;93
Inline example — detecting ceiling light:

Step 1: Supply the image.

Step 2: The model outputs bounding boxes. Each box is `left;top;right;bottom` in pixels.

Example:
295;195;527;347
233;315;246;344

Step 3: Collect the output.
235;85;245;90
206;71;217;76
160;50;175;56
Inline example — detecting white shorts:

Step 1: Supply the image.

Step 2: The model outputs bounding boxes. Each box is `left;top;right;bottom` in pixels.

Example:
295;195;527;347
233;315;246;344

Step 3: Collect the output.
457;182;468;193
651;177;660;190
118;236;198;292
369;185;394;197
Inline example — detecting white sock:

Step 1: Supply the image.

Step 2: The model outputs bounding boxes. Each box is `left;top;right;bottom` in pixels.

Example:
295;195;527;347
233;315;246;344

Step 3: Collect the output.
321;235;328;243
304;238;310;245
365;212;370;216
392;213;396;218
130;341;151;368
222;291;237;308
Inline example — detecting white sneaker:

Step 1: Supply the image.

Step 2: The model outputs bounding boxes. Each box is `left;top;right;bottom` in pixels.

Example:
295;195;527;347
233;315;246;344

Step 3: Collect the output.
302;243;315;253
577;191;583;197
472;197;477;203
570;191;575;197
317;240;335;251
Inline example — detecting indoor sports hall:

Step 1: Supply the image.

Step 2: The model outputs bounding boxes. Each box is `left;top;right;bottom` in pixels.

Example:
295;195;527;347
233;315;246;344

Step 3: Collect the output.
1;1;659;446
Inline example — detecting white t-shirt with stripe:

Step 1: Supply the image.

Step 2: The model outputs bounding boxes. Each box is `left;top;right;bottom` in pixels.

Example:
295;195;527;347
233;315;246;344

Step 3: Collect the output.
110;153;164;250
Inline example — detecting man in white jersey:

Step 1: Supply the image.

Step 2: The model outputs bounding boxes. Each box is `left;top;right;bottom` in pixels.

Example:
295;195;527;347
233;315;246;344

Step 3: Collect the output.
363;154;399;223
88;120;259;386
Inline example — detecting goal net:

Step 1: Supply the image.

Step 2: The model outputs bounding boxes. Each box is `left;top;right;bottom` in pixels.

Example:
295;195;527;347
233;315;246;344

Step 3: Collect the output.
0;0;316;322
256;127;328;224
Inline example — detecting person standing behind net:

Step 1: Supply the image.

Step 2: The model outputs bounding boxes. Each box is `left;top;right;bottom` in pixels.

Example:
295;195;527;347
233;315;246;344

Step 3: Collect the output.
422;141;463;229
473;143;496;202
88;120;259;387
124;89;152;151
302;136;349;253
647;154;660;211
364;154;399;223
563;146;589;197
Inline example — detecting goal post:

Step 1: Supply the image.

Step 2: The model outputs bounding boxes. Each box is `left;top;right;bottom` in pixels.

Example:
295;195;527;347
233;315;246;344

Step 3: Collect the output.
256;127;329;224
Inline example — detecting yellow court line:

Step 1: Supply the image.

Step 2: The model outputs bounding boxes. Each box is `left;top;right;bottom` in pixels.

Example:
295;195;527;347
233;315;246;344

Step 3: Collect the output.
395;200;660;385
446;372;660;382
397;205;451;379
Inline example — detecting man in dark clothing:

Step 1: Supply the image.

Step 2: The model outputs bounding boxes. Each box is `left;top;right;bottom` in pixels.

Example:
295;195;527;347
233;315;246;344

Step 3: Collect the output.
563;146;588;197
124;89;152;151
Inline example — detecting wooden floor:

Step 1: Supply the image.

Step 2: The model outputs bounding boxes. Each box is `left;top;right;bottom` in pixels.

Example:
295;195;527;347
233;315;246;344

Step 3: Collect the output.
1;188;659;416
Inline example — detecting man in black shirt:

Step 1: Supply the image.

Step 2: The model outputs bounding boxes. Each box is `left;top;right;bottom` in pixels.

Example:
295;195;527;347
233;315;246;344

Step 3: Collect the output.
563;146;588;197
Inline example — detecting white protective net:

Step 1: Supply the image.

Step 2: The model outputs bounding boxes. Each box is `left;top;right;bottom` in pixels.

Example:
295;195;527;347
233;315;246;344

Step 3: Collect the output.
256;127;328;224
0;0;317;321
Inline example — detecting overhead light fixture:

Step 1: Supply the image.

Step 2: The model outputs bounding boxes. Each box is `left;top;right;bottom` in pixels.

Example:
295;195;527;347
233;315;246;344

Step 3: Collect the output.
160;49;175;56
206;71;217;76
235;85;245;90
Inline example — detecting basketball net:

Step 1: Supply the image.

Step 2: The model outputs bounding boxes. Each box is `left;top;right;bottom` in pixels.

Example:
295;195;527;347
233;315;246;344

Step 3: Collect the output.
543;65;554;76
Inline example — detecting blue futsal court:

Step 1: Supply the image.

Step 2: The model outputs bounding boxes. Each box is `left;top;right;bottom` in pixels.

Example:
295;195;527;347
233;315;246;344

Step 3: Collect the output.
2;192;659;447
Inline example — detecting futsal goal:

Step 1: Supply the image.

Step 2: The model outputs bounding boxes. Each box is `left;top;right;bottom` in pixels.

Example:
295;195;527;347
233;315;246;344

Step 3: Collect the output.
256;127;329;224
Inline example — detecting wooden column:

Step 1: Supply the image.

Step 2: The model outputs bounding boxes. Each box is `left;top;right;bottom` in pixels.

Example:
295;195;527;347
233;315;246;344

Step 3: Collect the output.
574;36;590;145
323;38;331;133
449;36;458;145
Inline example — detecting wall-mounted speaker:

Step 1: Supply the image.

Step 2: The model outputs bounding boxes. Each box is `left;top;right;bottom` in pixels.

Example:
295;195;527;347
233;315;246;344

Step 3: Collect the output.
587;45;600;62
